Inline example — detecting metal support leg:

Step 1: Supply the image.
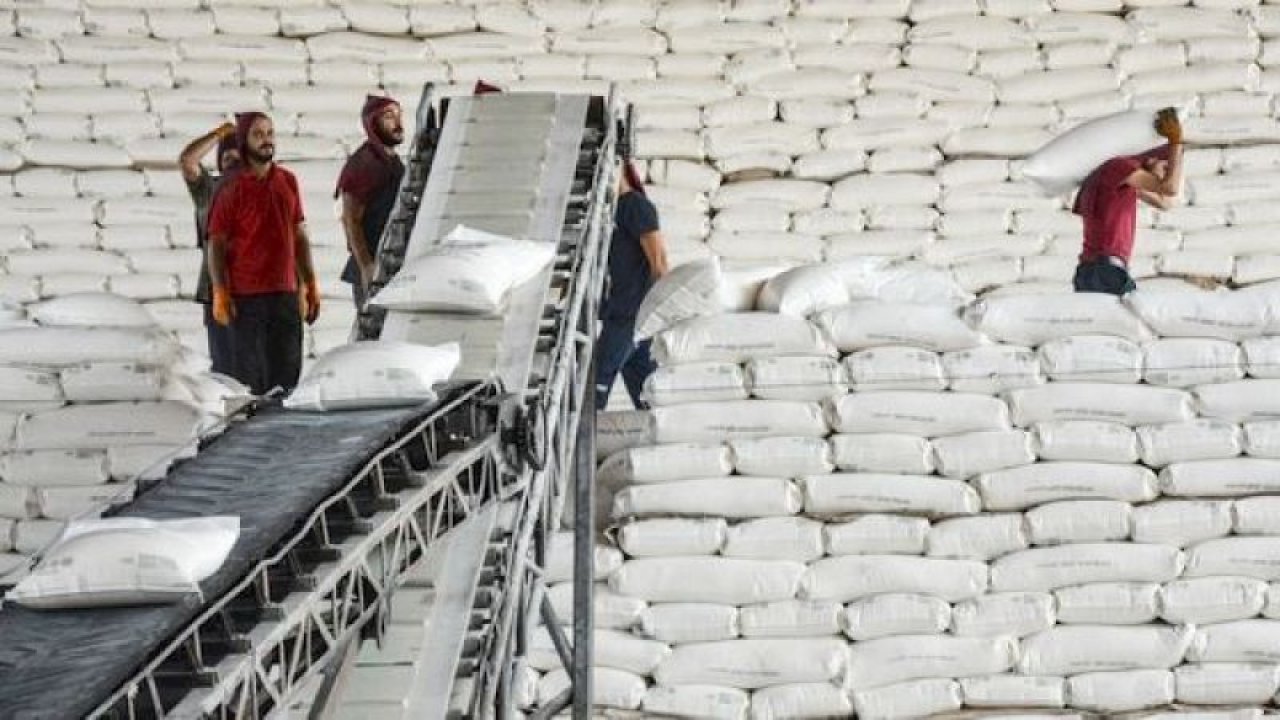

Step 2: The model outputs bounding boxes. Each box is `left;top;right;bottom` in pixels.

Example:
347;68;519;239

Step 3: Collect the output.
572;367;596;720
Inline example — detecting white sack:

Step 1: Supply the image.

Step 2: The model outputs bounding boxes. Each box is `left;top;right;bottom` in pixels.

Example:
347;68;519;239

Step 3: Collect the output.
802;473;981;517
642;685;749;720
598;443;730;486
1022;109;1167;195
536;667;644;711
1067;670;1175;713
1144;338;1245;388
0;450;108;487
991;544;1183;592
1025;500;1132;545
611;557;804;605
1189;620;1280;663
722;517;825;563
547;582;647;630
931;430;1034;478
830;433;935;475
596;410;655;461
827;391;1009;437
814;302;986;353
846;634;1017;691
959;674;1066;709
612;477;800;520
974;462;1158;511
1162;577;1269;625
952;592;1055;638
651;313;835;365
529;628;669;676
754;683;854;720
850;678;962;720
652;401;827;444
966;293;1151;345
942;345;1044;395
1054;581;1162;625
1160;458;1280;497
1132;500;1234;548
801;555;988;603
1018;624;1193;675
1128;290;1272;342
1137;420;1242;467
0;367;63;413
375;227;553;314
927;514;1028;561
728;436;832;478
17;402;202;450
1004;383;1194;427
617;518;727;558
0;327;179;367
1031;421;1139;463
642;362;748;406
9;516;238;609
1175;663;1280;706
1038;335;1143;384
62;361;170;402
1185;538;1280;581
739;600;842;638
1235;496;1280;536
823;515;929;556
844;347;946;393
285;342;457;412
634;257;724;339
29;292;155;328
1244;420;1280;458
639;603;739;645
1195;380;1280;422
842;593;951;641
754;264;850;317
653;638;848;690
745;355;847;402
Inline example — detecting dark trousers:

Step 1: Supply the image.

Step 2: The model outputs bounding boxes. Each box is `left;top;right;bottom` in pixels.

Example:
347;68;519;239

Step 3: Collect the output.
202;303;236;376
1074;260;1136;296
229;292;303;396
351;279;368;311
595;316;655;411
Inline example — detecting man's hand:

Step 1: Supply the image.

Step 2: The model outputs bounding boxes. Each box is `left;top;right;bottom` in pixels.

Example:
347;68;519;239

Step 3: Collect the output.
212;286;235;326
214;121;235;140
1155;107;1182;145
359;261;375;291
302;280;321;325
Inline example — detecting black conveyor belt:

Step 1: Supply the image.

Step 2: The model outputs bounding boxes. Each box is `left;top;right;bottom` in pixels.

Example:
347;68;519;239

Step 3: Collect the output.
0;390;462;720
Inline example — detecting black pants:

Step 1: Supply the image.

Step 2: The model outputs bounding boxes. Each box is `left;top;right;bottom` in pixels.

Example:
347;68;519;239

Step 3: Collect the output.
229;292;303;396
1073;260;1136;296
202;302;236;376
594;316;655;411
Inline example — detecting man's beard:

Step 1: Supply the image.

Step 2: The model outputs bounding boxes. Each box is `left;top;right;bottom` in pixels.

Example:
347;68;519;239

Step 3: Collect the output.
248;145;274;163
376;127;404;147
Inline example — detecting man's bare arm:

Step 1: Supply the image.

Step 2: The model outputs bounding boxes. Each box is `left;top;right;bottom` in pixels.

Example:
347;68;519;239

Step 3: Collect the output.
179;123;233;184
340;192;375;284
208;232;231;289
295;223;317;285
639;230;670;279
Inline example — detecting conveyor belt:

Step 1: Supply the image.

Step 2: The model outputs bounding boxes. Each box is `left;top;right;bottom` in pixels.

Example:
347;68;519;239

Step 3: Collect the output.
0;385;475;720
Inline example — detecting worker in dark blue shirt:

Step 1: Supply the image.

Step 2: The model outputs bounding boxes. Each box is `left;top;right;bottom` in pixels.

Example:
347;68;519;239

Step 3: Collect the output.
595;160;669;410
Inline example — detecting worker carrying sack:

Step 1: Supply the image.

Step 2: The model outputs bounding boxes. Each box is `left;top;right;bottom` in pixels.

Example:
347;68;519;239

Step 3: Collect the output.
1022;109;1174;196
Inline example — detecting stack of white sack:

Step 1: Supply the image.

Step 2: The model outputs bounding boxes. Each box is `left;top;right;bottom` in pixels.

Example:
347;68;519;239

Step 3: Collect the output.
575;261;1280;719
0;292;247;585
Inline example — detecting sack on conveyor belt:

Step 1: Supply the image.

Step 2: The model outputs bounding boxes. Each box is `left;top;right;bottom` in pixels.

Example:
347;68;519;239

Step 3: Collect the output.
373;225;554;314
634;256;725;339
285;341;459;412
7;515;239;609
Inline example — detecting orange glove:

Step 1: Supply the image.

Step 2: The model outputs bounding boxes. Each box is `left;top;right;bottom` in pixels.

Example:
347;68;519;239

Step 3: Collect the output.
1155;107;1182;145
212;286;234;327
301;280;320;325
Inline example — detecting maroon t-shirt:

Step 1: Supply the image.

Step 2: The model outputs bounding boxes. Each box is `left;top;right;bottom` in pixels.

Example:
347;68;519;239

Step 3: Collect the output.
208;164;305;296
1074;155;1141;265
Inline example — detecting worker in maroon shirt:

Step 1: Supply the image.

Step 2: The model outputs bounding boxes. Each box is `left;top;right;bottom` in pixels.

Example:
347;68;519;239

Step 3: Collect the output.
207;112;321;396
1071;108;1185;296
335;95;405;309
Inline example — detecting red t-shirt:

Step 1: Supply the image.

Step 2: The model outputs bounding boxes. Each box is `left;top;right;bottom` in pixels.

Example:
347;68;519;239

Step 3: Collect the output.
208;165;305;296
1074;156;1141;264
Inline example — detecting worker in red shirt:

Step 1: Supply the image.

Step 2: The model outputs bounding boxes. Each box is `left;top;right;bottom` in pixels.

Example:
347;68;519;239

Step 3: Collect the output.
207;112;321;395
335;95;405;309
1072;108;1185;295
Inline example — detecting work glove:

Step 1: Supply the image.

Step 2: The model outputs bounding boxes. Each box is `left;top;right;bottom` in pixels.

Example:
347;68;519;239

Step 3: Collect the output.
212;286;235;327
301;280;321;325
1155;107;1182;145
